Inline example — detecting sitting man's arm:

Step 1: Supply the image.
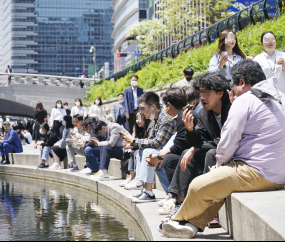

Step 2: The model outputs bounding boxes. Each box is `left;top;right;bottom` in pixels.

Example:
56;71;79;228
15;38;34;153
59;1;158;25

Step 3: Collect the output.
216;100;247;167
3;131;17;144
98;126;120;148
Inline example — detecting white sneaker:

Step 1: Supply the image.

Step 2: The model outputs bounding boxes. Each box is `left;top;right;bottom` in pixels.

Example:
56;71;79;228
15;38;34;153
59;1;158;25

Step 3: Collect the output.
124;179;143;190
158;202;175;215
49;163;61;170
80;167;92;174
119;178;132;187
157;194;176;207
161;220;198;239
91;170;109;181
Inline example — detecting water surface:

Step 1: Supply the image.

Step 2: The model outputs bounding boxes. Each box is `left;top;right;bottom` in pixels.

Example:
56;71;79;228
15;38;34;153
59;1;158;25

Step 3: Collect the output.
0;175;146;241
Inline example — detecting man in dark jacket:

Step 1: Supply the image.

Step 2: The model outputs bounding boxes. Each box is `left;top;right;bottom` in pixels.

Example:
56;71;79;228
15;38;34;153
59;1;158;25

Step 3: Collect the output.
159;73;231;220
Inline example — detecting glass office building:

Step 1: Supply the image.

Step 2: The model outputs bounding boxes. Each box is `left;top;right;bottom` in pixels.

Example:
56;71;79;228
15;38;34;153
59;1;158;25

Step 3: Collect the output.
2;0;114;77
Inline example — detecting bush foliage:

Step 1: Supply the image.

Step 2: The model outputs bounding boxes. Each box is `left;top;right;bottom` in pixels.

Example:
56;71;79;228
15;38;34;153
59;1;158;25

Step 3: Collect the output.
85;15;285;104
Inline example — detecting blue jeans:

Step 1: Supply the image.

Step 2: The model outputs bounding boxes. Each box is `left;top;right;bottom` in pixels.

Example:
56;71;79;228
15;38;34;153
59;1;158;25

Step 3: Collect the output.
40;146;51;161
100;146;123;170
138;148;170;194
85;146;100;172
0;142;16;156
128;153;137;172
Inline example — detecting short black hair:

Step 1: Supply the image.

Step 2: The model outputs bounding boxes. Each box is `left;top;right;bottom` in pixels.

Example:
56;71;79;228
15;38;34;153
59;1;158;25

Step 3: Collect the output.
184;67;194;77
118;93;124;97
130;75;138;80
139;92;160;109
73;114;83;122
82;117;96;128
261;31;276;43
40;122;50;132
163;88;187;110
194;72;230;103
182;86;200;105
63;102;68;106
63;115;74;129
231;60;266;86
94;120;107;134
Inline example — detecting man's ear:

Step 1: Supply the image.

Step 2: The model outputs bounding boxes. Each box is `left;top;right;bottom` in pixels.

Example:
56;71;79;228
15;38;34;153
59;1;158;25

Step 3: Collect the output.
218;90;224;99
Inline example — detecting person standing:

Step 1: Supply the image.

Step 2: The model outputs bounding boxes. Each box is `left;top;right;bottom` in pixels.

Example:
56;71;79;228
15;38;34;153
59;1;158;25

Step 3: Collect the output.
71;98;86;118
63;102;71;116
89;97;104;120
124;75;143;134
32;102;47;145
254;31;285;94
209;30;245;82
26;67;29;74
50;100;66;139
5;65;12;84
112;93;127;128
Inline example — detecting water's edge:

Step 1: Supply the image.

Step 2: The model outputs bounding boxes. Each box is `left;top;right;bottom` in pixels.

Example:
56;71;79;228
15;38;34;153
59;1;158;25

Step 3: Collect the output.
0;168;151;241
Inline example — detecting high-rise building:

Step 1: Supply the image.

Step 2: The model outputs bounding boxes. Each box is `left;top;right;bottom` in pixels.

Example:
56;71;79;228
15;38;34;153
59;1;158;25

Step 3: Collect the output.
0;0;3;72
2;0;114;77
112;0;154;73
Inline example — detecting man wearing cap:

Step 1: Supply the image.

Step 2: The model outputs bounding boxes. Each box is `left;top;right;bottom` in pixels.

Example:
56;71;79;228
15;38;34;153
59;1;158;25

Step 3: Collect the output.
0;122;23;165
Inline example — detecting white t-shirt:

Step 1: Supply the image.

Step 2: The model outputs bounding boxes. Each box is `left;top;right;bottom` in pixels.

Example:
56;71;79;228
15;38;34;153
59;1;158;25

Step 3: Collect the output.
89;105;104;120
24;132;32;144
71;106;86;118
254;51;285;94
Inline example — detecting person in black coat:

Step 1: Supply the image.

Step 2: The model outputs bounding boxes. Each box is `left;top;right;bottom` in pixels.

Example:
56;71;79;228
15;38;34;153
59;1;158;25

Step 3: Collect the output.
161;73;231;219
32;102;47;144
35;123;59;169
63;102;71;116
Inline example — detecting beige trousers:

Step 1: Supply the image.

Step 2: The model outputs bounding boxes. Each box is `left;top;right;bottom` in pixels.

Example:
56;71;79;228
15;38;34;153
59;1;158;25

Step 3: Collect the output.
172;160;285;231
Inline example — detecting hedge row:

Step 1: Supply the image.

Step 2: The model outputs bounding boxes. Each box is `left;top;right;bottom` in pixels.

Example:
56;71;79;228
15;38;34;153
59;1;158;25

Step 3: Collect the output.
85;15;285;104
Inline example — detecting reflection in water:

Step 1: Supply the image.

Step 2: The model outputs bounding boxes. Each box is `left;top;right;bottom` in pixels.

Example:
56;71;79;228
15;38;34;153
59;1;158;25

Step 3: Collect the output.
0;175;146;241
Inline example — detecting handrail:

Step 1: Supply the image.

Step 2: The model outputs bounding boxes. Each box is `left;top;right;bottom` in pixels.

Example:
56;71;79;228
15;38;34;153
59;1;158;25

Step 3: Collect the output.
107;0;283;81
0;73;101;88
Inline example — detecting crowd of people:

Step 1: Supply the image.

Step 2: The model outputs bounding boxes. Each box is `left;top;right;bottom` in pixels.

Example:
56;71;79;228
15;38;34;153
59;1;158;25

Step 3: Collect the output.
1;30;285;239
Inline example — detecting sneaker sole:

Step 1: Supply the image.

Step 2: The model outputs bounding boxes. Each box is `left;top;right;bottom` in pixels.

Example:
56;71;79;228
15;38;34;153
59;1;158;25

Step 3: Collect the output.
162;223;195;239
124;186;143;190
132;199;156;203
91;178;109;181
158;211;171;215
158;225;168;236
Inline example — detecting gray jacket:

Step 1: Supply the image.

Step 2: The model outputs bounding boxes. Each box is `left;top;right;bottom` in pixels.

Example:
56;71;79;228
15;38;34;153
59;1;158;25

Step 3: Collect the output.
112;101;126;122
98;123;127;149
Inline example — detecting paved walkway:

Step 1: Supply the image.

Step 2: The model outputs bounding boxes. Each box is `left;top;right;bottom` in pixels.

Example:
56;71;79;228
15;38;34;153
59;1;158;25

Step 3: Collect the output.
14;143;233;241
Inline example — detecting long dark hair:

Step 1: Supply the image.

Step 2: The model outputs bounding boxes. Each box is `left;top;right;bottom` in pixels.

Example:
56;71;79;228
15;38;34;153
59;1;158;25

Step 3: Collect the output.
215;30;246;59
63;115;74;129
94;97;103;106
35;102;44;112
134;112;151;139
55;100;63;109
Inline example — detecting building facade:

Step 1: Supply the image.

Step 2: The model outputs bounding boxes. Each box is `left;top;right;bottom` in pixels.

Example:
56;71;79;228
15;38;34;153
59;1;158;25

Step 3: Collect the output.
0;0;3;72
2;0;114;77
112;0;154;73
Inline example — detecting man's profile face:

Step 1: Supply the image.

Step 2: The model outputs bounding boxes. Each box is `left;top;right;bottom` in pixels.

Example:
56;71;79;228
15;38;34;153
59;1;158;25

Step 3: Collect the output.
3;124;10;132
199;87;223;111
118;95;124;101
139;102;152;119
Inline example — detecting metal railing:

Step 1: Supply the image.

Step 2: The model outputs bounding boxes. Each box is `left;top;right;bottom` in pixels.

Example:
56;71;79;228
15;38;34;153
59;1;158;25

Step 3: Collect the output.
107;0;284;81
0;73;101;88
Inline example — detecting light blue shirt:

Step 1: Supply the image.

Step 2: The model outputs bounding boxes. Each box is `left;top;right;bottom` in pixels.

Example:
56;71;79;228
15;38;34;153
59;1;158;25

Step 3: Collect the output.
209;52;243;80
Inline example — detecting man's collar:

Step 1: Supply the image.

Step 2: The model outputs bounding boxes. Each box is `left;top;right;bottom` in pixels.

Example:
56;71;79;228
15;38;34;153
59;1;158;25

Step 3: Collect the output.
132;86;137;91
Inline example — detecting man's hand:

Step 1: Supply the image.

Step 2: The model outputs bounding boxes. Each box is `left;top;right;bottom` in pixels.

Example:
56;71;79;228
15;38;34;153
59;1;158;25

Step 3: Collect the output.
123;142;133;150
146;153;163;170
126;113;130;119
182;109;194;132
119;131;134;143
227;90;236;104
90;137;99;146
66;138;72;145
180;148;195;171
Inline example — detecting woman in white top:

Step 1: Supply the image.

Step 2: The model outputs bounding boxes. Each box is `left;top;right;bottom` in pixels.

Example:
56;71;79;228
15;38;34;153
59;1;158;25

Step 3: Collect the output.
254;31;285;94
71;98;86;118
89;97;105;120
50;100;66;139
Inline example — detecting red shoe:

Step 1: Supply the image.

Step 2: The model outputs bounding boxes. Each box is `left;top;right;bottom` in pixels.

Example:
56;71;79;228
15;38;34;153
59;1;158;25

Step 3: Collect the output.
208;218;221;228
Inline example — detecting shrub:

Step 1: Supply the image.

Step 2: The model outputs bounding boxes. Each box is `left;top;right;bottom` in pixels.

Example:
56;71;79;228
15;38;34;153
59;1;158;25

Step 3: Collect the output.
85;15;285;104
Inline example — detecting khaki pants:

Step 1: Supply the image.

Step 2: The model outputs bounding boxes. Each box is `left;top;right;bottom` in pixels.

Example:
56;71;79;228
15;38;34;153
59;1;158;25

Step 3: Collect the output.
172;160;285;231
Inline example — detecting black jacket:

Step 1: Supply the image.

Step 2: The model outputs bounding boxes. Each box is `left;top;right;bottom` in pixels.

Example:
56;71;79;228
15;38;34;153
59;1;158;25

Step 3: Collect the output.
170;110;198;155
186;102;231;157
41;131;59;147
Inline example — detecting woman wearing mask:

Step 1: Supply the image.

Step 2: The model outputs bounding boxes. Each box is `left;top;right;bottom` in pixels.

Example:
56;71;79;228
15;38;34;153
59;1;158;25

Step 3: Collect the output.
71;98;86;118
63;102;71;116
50;100;66;139
35;123;59;169
254;31;285;93
89;97;105;120
32;102;47;145
209;29;246;81
49;116;74;170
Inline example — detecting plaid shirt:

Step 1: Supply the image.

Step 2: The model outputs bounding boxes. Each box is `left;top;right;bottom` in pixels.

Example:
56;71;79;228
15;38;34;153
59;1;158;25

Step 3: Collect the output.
135;111;176;149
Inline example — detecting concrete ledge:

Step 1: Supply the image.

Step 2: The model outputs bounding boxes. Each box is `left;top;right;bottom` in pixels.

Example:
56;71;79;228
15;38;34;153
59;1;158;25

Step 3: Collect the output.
219;190;285;241
0;165;230;241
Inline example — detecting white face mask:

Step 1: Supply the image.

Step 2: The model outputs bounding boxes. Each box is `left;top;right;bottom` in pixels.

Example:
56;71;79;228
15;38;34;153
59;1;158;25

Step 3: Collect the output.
75;102;80;107
95;100;100;105
57;104;61;109
150;107;155;121
131;81;138;87
39;129;44;135
119;99;124;103
64;106;68;110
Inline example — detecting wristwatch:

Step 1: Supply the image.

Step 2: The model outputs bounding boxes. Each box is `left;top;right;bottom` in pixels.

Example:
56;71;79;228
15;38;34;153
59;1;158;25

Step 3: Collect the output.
157;153;163;161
